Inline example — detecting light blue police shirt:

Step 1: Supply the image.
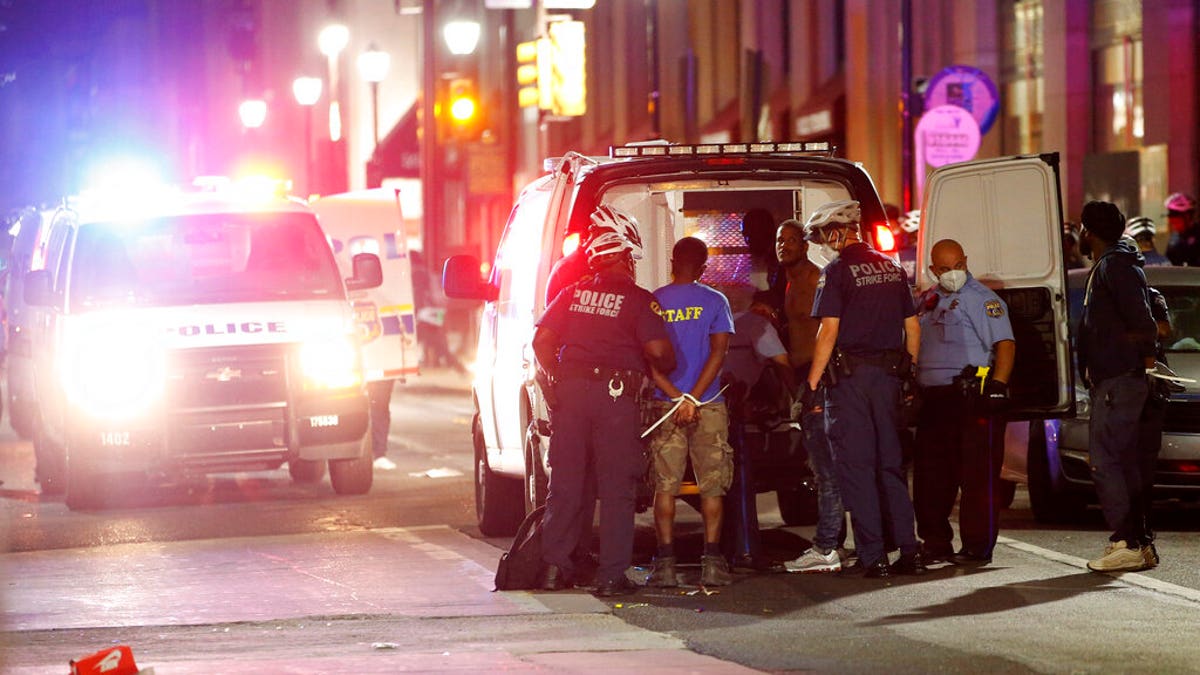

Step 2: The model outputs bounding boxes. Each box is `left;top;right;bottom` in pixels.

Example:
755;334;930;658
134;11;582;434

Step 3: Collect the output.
916;273;1014;387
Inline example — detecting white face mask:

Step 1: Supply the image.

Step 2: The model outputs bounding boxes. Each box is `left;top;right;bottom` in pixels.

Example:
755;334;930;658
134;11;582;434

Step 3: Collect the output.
938;269;968;293
807;243;839;270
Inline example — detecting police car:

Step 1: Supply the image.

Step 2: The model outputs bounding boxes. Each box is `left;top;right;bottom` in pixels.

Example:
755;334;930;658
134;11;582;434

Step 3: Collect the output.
444;140;907;536
22;177;383;510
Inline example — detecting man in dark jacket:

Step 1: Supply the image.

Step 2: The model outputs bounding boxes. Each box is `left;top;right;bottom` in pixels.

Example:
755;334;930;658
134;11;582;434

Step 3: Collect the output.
1076;200;1159;573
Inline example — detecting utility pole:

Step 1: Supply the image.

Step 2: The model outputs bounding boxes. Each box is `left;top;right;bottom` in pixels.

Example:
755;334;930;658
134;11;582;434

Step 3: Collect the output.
421;0;441;265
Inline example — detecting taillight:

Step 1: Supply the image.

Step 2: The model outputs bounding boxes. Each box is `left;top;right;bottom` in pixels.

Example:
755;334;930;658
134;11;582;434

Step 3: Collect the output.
874;223;896;252
562;231;581;257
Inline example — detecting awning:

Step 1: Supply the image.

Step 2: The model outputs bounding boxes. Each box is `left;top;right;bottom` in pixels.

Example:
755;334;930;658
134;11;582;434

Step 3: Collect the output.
791;74;846;142
367;103;421;187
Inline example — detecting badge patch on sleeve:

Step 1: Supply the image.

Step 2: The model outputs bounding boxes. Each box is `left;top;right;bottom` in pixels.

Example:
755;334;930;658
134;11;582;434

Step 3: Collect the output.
985;299;1004;318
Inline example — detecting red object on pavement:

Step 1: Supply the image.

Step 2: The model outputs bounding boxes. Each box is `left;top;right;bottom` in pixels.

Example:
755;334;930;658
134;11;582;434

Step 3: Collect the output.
69;645;141;675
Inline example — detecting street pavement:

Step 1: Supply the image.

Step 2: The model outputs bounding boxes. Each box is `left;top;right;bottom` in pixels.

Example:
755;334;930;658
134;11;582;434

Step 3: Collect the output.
5;367;1200;672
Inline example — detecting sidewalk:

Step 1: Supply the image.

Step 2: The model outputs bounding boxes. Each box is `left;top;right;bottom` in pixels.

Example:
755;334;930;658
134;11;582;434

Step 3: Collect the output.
0;525;755;674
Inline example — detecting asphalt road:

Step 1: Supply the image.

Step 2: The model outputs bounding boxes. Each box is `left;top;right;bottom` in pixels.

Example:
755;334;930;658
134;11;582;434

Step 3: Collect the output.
4;368;1200;673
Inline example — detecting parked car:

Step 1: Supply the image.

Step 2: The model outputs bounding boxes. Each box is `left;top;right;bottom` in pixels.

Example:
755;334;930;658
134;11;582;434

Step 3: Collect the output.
1001;265;1200;523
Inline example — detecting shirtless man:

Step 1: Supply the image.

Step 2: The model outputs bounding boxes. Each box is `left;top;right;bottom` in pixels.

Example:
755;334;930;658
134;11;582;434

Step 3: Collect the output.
776;218;849;573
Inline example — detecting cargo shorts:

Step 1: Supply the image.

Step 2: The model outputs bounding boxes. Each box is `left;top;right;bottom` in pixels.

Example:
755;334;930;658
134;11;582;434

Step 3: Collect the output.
647;400;734;497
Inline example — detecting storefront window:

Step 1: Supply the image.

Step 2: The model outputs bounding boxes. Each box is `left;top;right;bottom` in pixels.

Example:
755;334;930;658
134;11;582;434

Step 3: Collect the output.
1091;0;1143;152
1001;0;1043;154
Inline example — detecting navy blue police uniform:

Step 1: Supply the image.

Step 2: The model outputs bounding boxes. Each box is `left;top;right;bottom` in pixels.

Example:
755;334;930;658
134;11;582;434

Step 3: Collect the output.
536;268;670;587
811;242;919;569
914;274;1014;561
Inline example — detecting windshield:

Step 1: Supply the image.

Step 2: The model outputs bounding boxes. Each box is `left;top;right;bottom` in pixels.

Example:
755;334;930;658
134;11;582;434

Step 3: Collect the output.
1068;283;1200;353
70;212;343;309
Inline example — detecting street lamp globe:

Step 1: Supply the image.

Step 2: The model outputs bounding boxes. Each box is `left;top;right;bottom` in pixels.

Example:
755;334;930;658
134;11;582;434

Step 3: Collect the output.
317;24;350;58
443;20;481;56
357;43;391;84
292;77;323;106
238;99;267;129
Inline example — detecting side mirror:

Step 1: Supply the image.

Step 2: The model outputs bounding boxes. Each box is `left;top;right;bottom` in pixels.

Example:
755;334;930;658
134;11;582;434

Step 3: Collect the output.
442;254;497;302
346;252;383;291
23;270;51;306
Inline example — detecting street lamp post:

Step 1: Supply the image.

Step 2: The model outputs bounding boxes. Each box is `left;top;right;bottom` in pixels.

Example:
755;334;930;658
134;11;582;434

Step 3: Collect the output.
292;76;322;196
318;24;349;143
357;43;391;146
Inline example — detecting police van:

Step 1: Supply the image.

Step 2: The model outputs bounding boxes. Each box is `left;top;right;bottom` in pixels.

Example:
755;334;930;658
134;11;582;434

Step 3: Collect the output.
447;142;1076;537
311;188;420;384
23;178;383;510
444;140;908;536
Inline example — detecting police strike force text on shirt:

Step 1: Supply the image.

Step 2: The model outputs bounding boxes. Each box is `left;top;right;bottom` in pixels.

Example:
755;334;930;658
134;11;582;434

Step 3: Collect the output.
570;288;625;317
850;261;903;287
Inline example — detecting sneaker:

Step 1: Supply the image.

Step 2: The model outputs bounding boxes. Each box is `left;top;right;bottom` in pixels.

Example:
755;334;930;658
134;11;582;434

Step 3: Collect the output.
784;547;842;574
1142;543;1160;568
1087;540;1148;572
645;555;679;587
373;456;397;471
700;555;734;586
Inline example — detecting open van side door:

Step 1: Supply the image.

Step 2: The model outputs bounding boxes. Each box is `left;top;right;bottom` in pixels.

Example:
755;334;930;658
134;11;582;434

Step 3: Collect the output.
918;153;1074;419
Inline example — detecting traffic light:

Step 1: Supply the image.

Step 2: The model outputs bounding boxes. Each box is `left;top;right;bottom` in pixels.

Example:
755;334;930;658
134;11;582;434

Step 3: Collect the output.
445;77;483;141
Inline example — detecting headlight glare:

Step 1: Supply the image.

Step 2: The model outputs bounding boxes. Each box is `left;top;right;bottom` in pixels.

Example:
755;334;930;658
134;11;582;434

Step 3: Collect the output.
299;336;362;390
60;331;165;419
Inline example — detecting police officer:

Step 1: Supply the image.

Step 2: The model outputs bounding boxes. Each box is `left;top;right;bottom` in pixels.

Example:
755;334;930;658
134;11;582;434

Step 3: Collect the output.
532;205;676;597
913;239;1015;566
799;200;925;578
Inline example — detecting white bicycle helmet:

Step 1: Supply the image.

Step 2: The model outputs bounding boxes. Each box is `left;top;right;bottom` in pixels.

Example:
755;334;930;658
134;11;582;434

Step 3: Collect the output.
589;204;644;260
1125;216;1156;239
1165;192;1196;213
803;199;862;242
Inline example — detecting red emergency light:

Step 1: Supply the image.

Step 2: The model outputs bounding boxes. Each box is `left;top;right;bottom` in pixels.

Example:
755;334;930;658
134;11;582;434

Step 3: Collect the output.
873;222;896;252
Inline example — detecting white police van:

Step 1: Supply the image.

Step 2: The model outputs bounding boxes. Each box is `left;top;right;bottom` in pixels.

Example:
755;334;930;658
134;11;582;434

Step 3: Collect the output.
311;188;420;384
445;140;906;536
24;178;383;510
447;143;1076;537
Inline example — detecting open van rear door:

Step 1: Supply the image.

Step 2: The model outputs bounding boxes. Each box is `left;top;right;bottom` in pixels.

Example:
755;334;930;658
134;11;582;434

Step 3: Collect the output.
918;153;1074;419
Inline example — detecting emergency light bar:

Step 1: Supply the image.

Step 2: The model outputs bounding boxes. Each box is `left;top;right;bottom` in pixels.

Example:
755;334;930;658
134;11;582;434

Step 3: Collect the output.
609;140;834;158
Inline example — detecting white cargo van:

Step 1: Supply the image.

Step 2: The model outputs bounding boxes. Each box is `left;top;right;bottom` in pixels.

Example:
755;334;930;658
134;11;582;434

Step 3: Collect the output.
445;141;902;536
310;188;420;383
448;144;1075;537
24;179;383;510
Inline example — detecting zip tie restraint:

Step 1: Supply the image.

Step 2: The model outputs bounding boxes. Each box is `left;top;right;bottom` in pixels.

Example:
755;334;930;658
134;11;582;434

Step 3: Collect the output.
639;384;729;439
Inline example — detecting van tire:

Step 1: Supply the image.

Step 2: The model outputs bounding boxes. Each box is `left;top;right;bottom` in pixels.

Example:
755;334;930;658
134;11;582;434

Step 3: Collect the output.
329;437;373;495
33;432;66;496
288;458;327;484
1027;419;1088;524
776;486;819;526
524;420;549;514
474;413;523;536
8;399;35;440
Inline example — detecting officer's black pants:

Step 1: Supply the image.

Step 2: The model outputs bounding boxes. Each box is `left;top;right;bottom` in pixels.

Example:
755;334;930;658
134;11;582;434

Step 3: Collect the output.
540;375;645;585
913;385;1005;558
826;363;917;566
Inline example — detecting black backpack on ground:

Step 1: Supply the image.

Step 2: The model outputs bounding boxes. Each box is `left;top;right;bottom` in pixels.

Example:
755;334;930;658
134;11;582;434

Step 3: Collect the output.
494;505;547;591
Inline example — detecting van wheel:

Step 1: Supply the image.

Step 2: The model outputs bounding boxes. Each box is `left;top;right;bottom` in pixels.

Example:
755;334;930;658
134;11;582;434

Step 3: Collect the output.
524;420;549;514
33;432;66;496
777;486;819;526
330;437;373;495
288;458;327;484
474;413;523;536
1027;420;1088;524
9;398;35;440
